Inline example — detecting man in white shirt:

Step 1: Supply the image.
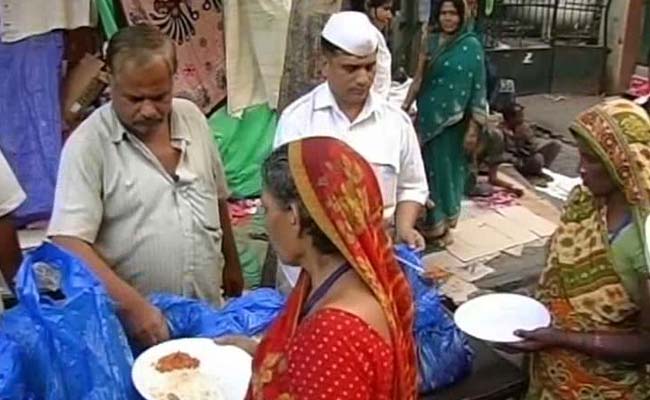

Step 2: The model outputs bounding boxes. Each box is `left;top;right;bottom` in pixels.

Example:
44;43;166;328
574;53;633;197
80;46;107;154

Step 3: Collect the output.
0;151;26;292
274;11;428;290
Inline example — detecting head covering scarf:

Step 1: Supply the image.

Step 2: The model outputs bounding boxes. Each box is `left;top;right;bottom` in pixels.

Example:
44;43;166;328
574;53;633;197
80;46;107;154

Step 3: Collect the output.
247;137;417;400
571;99;650;216
529;99;650;399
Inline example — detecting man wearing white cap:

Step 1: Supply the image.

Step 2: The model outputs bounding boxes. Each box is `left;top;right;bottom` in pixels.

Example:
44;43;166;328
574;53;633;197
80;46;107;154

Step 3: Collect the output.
273;11;428;292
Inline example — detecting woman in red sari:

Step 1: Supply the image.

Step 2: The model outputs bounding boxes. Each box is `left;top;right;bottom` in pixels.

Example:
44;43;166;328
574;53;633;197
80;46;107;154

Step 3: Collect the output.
221;137;417;399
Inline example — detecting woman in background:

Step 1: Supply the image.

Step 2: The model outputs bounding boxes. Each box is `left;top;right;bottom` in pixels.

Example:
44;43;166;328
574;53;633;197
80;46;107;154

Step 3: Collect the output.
402;0;488;246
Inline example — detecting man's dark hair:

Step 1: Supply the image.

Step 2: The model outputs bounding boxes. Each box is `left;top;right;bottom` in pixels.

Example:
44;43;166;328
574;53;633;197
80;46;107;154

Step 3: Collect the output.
262;145;339;255
432;0;466;27
320;37;352;57
348;0;392;12
106;24;177;75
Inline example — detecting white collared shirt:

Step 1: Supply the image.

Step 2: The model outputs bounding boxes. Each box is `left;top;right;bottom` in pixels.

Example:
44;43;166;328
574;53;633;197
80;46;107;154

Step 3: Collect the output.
373;28;392;99
274;83;428;221
48;99;229;305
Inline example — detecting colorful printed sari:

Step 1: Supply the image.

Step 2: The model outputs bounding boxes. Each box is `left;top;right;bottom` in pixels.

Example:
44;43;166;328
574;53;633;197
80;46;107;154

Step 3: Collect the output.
247;137;417;399
528;99;650;399
416;26;488;235
121;0;226;113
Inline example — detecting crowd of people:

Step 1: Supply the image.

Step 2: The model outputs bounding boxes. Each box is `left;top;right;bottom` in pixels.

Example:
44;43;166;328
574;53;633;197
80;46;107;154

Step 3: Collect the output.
0;0;649;399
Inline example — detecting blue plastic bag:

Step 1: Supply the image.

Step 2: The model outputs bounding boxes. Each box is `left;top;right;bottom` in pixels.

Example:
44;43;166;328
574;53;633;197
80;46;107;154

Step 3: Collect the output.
151;288;285;339
394;245;473;393
0;332;28;400
0;243;136;400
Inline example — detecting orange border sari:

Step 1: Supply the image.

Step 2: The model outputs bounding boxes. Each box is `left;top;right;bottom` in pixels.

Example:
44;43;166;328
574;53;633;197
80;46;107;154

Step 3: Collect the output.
247;137;417;400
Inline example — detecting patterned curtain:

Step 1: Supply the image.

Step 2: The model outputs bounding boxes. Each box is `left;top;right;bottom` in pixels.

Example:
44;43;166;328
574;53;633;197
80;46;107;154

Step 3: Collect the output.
119;0;227;114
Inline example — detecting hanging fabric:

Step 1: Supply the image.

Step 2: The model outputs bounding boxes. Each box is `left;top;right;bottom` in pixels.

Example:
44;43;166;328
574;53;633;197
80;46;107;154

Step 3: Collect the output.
120;0;227;114
96;0;119;39
224;0;292;115
0;0;96;43
0;32;64;225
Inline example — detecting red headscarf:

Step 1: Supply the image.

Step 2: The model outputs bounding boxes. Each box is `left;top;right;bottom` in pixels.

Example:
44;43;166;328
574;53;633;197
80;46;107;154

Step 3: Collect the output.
247;137;417;399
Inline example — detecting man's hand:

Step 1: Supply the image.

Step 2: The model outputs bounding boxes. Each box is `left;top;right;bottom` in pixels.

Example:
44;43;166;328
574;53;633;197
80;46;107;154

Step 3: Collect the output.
223;260;244;298
121;295;170;348
395;226;426;251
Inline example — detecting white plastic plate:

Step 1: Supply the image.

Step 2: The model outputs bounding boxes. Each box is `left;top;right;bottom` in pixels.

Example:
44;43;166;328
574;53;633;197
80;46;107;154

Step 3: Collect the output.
132;338;252;400
454;293;551;343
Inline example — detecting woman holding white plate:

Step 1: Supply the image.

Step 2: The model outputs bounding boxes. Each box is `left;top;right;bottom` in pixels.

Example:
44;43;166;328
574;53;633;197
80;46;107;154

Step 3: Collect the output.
508;99;650;399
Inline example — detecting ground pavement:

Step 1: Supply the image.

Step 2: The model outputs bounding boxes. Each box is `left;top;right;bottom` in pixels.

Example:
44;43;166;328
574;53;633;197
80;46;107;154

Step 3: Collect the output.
467;94;603;297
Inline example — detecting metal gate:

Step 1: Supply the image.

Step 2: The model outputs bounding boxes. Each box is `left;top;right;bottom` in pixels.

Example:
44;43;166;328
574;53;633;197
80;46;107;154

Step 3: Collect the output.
480;0;611;49
479;0;612;94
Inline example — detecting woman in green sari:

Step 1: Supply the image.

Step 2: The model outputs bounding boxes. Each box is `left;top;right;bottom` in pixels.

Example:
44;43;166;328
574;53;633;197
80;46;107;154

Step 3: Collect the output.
403;0;488;245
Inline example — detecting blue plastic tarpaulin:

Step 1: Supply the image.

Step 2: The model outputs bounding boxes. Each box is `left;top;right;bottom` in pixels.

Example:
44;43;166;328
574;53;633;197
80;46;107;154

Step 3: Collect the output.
0;243;135;400
395;245;474;392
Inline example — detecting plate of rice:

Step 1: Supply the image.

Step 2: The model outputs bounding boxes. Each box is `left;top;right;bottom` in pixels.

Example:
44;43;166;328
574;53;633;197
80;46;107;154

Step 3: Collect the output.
132;338;252;400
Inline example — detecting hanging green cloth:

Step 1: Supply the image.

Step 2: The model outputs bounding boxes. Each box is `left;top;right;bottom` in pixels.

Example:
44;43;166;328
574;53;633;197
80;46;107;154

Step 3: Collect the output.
208;104;277;198
97;0;119;39
485;0;495;16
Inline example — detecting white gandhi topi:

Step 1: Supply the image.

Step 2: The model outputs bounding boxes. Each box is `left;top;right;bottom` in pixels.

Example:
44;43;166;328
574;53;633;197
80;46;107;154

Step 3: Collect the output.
321;11;379;57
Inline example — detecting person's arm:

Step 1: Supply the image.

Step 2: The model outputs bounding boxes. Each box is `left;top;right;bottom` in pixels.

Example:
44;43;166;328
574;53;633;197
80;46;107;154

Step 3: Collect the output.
0;152;26;287
52;236;169;347
48;132;168;348
394;118;428;250
214;335;259;356
402;25;429;112
219;199;243;297
511;278;650;363
0;215;22;288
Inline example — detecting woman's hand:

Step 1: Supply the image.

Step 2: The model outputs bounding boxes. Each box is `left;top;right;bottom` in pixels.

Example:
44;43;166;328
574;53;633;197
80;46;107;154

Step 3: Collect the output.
499;327;564;353
215;335;259;357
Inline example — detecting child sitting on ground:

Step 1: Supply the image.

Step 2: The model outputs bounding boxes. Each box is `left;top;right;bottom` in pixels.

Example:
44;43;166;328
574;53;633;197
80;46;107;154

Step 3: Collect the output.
468;103;561;197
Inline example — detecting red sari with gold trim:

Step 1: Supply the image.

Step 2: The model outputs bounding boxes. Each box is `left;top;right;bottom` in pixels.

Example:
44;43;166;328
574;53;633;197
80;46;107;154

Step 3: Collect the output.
247;137;417;400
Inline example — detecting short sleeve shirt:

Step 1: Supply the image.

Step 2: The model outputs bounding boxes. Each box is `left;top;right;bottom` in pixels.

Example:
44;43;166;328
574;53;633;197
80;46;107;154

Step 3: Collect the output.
0;150;26;218
48;98;229;305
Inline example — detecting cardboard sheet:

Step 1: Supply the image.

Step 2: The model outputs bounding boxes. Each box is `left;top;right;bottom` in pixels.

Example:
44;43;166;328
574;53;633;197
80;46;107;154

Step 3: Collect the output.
497;205;557;237
447;217;520;262
423;250;464;270
444;262;495;282
535;168;582;201
440;276;480;304
476;212;540;245
447;209;542;262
